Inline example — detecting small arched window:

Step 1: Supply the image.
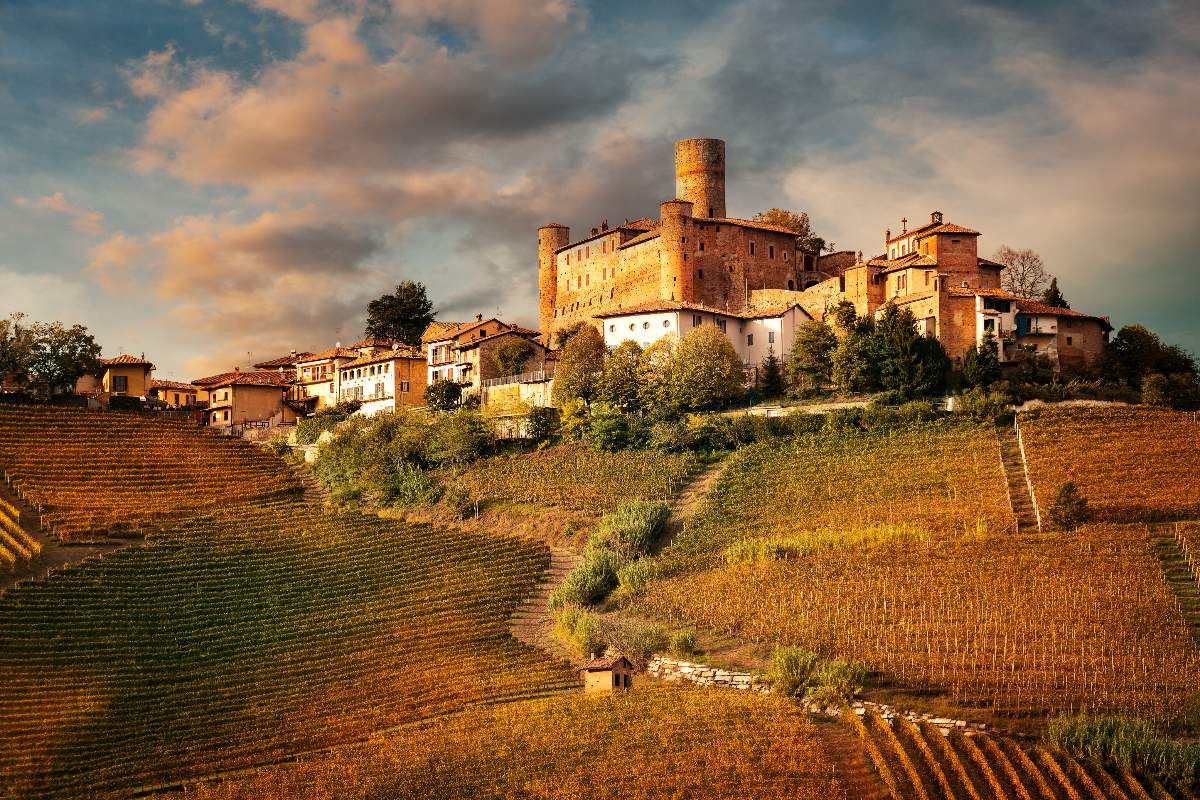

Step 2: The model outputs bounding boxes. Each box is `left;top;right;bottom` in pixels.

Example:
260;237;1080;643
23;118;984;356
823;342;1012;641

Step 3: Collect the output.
787;279;794;290
642;321;650;330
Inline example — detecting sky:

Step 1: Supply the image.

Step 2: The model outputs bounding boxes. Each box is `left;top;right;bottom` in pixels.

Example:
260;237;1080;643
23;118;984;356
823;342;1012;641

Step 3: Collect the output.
2;0;1198;381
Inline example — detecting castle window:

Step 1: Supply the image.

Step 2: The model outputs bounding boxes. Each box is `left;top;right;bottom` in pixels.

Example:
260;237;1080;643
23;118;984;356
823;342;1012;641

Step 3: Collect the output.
697;269;704;279
747;334;753;346
783;251;788;260
715;225;720;232
585;246;589;258
577;276;582;288
749;241;755;256
586;274;590;286
683;253;688;261
1066;336;1073;345
681;237;686;243
401;381;410;392
787;280;794;290
769;245;775;260
708;207;714;217
699;242;705;252
629;323;635;331
642;321;650;330
663;320;670;327
577;249;582;260
804;255;813;268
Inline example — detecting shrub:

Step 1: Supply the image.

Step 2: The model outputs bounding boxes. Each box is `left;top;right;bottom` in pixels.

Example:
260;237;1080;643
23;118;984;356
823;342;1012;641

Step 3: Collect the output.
648;420;690;453
597;500;670;557
685;414;733;453
424;411;494;466
558;398;588;441
549;547;622;609
897;400;939;426
387;463;442;507
668;630;697;658
424;379;462;411
1046;481;1092;530
805;659;868;709
295;401;360;444
261;437;291;458
526;406;558;443
107;395;143;412
956;386;1011;423
441;484;475;520
554;606;605;659
583;403;630;452
1048;714;1200;791
822;408;863;434
769;647;821;698
600;618;668;669
615;558;660;597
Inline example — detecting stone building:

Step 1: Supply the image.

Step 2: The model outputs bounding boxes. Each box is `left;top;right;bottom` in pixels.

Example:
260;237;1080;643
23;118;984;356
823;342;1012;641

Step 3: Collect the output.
538;138;817;346
335;345;428;416
422;316;546;396
581;653;633;694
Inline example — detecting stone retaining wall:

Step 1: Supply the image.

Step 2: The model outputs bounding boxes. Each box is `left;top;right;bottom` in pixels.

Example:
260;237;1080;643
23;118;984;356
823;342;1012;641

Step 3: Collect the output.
646;656;987;736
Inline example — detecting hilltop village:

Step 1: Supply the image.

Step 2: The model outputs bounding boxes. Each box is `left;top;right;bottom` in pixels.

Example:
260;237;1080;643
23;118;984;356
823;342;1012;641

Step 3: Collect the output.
17;137;1113;429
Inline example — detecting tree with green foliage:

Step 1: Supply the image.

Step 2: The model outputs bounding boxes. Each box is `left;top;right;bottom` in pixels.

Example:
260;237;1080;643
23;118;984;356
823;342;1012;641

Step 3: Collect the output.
19;320;103;398
758;346;785;397
1047;481;1092;530
831;323;877;394
829;300;858;332
600;340;642;412
1141;372;1200;409
423;378;462;411
962;330;1002;389
875;303;948;398
0;313;34;387
553;321;588;348
1041;277;1069;308
365;281;435;346
670;325;745;410
752;208;825;254
551;324;605;405
1101;324;1197;390
490;338;534;377
636;336;677;413
423;410;494;466
786;319;837;393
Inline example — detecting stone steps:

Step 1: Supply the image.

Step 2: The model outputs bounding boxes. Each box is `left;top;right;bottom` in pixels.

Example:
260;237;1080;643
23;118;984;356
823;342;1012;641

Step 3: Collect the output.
997;424;1038;533
1148;522;1200;643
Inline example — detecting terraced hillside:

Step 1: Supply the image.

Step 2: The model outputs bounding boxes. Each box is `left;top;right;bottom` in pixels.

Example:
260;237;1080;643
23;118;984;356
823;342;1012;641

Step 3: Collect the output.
172;686;846;800
0;495;41;575
0;407;301;540
670;420;1012;559
850;708;1185;800
1019;407;1200;523
0;409;577;799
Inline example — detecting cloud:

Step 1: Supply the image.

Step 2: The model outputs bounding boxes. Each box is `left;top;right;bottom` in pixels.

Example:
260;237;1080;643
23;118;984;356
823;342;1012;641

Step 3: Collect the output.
86;233;142;293
390;0;581;64
246;0;320;23
14;192;105;236
76;106;112;124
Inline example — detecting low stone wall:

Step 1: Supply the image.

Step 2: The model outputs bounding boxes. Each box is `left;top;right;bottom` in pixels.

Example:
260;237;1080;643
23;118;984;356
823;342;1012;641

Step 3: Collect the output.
646;656;987;736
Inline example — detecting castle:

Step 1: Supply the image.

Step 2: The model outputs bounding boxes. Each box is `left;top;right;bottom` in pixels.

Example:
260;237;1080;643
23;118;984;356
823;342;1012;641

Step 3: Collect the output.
537;138;1110;370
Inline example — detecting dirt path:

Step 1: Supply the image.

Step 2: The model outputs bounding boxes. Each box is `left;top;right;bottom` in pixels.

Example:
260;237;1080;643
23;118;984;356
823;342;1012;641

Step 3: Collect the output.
816;719;891;800
656;458;729;551
509;546;583;664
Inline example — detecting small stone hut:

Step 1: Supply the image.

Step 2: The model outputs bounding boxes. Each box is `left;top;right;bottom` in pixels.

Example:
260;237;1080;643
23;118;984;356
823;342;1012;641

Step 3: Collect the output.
581;654;633;694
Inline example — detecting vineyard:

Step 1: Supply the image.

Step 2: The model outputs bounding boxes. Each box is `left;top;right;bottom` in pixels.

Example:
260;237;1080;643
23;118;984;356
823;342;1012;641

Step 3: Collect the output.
0;407;301;540
1020;407;1200;523
450;444;701;515
173;686;845;800
671;420;1012;557
639;524;1200;721
850;708;1182;800
0;495;41;574
0;504;577;798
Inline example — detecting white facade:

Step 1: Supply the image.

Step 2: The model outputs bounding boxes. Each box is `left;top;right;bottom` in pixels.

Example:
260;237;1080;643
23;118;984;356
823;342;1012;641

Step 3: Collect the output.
599;305;810;366
337;359;417;416
426;339;466;385
971;295;1019;362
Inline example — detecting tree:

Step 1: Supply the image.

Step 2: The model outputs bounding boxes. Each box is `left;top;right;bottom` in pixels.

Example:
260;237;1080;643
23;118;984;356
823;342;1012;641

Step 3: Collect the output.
423;379;462;411
637;336;677;413
600;340;642;413
1102;324;1197;389
962;330;1002;389
758;346;785;398
1046;481;1092;530
875;303;948;398
1041;277;1069;309
551;324;605;405
554;321;588;349
829;300;858;333
490;338;534;377
365;281;435;346
786;319;837;393
995;246;1050;299
26;321;102;398
0;313;34;386
670;326;745;410
831;321;878;394
752;208;825;254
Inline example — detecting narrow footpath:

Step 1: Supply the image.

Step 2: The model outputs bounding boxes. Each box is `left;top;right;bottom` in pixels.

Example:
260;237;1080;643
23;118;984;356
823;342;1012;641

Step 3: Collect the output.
997;424;1039;533
656;458;729;552
509;546;583;663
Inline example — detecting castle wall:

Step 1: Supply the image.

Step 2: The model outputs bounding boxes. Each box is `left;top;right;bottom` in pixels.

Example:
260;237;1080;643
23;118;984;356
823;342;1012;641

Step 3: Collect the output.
675;138;726;219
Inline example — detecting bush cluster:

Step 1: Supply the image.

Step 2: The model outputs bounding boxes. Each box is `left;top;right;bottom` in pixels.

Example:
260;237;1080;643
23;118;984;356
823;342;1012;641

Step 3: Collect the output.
549;501;668;610
295;401;361;445
1048;714;1200;791
769;646;868;709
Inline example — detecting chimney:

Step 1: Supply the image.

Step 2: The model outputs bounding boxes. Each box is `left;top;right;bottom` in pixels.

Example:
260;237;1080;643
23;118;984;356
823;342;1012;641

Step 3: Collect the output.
475;313;483;322
885;228;891;243
932;210;943;224
590;227;598;236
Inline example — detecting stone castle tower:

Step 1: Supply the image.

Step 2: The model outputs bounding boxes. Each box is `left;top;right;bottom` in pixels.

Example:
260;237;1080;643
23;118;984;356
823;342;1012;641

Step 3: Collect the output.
674;137;726;219
538;137;814;344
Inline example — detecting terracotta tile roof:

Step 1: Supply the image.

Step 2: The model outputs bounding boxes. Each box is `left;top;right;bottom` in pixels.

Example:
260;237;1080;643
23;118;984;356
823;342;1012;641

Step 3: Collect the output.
348;337;396;349
298;346;360;362
150;379;197;391
1016;299;1112;327
556;219;660;253
253;352;313;368
592;299;807;322
617;229;661;249
699;216;801;236
890;290;939;305
976;257;1004;269
581;654;632;671
103;354;154;367
886;219;981;244
339;347;425;369
872;253;939;272
191;369;294;388
946;286;1019;299
422;320;472;342
455;327;545;351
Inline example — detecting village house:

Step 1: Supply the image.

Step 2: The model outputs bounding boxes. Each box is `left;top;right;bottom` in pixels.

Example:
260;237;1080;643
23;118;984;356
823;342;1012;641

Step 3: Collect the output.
581;654;634;694
149;379;198;408
335;345;428;415
289;346;360;413
97;354;154;401
193;369;296;429
422;316;545;395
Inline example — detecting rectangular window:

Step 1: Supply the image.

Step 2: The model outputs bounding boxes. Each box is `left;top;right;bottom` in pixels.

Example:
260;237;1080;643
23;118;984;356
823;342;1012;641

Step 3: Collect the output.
113;375;128;393
693;314;702;327
585;246;589;258
223;410;229;421
699;242;705;252
747;333;754;346
697;269;704;278
577;276;582;288
783;250;788;260
717;319;727;333
769;245;775;260
586;274;590;286
401;381;409;392
173;393;180;405
1066;336;1073;346
613;674;620;688
749;241;755;256
768;331;775;344
682;253;688;261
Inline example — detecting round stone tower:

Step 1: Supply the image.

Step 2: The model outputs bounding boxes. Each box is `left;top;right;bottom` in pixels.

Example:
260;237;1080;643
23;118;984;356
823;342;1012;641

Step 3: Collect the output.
675;138;726;219
538;223;570;343
659;199;694;303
